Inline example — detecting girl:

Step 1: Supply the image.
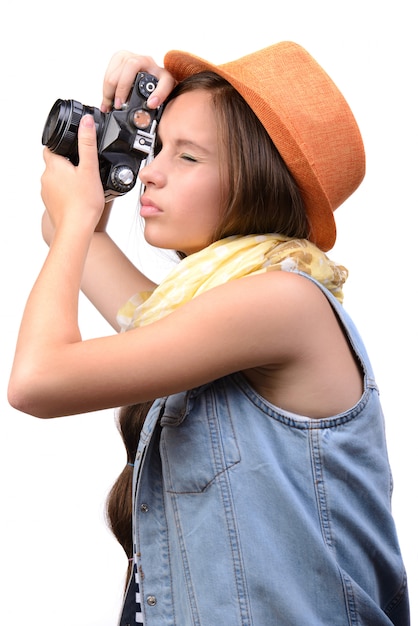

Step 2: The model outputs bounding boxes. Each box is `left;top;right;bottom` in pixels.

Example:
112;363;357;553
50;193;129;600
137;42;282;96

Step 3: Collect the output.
8;42;409;625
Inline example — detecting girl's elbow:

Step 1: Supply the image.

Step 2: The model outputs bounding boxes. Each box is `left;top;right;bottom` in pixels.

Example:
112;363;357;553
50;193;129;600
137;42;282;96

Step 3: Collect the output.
7;372;55;419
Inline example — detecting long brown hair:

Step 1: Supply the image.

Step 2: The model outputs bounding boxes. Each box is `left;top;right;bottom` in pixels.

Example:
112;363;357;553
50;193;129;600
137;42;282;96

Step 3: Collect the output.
106;71;309;587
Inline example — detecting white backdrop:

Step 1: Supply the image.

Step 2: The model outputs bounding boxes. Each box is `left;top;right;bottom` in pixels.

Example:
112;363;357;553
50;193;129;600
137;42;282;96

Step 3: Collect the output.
1;1;416;624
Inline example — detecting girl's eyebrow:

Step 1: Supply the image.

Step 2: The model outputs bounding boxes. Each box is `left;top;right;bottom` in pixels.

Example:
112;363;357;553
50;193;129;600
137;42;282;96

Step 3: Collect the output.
156;133;213;156
156;120;213;154
175;138;211;153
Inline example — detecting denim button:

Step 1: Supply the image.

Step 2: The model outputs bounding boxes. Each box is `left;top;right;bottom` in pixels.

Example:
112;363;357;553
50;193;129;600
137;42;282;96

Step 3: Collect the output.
140;503;149;513
146;595;157;606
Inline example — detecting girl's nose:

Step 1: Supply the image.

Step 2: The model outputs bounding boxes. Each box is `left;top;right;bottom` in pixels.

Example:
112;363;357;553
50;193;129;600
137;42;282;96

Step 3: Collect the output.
139;154;165;187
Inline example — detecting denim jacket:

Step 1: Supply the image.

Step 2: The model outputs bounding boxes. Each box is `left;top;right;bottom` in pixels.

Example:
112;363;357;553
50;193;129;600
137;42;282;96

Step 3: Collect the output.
119;274;409;625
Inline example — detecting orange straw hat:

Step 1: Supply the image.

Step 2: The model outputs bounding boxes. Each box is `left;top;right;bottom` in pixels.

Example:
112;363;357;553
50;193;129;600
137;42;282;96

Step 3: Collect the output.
164;41;365;251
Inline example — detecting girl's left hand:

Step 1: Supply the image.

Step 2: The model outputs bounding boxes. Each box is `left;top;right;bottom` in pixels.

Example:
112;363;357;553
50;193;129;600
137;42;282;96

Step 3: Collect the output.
101;51;176;113
41;114;105;232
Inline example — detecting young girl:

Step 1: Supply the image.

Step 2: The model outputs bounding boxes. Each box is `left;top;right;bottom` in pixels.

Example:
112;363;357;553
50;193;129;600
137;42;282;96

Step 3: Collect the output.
8;42;409;625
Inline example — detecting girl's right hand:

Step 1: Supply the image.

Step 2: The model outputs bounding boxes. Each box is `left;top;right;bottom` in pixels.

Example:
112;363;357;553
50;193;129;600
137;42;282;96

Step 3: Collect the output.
41;114;105;232
101;51;177;113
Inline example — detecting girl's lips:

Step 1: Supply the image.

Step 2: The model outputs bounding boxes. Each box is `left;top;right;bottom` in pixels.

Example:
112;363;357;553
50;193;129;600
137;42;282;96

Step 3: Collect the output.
140;197;162;218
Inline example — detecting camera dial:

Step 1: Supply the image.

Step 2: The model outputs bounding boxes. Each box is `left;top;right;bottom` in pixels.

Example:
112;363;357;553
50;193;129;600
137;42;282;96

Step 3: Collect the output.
110;166;136;193
132;109;152;130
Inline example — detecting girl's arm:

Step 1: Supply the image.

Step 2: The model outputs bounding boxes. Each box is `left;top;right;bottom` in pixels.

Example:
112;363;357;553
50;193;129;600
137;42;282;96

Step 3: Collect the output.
41;204;156;331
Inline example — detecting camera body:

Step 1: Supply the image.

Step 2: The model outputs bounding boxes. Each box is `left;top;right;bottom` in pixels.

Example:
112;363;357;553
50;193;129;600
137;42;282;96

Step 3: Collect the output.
42;72;162;200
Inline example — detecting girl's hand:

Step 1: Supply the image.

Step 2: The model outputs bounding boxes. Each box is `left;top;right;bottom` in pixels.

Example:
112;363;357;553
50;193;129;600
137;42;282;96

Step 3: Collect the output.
101;51;176;112
41;114;105;232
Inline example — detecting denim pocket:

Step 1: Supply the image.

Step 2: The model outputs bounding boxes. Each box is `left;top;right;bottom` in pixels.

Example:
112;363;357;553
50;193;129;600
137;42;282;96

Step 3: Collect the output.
160;382;241;493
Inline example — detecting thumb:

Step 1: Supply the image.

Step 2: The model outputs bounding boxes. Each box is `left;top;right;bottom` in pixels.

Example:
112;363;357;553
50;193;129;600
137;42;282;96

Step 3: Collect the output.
77;114;99;166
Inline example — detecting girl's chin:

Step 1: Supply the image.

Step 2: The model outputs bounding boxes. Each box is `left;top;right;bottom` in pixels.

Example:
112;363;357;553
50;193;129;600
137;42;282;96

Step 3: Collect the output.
143;229;177;252
143;226;207;256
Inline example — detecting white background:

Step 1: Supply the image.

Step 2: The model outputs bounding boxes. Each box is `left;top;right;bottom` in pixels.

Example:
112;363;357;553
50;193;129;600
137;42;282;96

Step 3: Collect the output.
1;1;416;624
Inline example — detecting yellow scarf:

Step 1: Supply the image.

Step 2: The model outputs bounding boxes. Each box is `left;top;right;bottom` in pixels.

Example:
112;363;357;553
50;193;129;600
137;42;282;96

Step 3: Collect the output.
117;234;348;331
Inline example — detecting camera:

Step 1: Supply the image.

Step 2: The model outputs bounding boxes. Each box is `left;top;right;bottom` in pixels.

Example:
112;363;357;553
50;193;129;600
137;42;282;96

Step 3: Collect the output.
41;72;162;200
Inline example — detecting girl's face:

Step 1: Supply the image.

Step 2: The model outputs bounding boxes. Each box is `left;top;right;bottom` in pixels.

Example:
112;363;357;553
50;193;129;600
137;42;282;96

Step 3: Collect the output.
138;89;224;255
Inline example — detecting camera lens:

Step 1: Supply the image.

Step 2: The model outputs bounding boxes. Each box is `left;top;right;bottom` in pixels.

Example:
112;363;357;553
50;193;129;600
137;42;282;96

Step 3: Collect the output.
42;100;104;165
42;99;87;164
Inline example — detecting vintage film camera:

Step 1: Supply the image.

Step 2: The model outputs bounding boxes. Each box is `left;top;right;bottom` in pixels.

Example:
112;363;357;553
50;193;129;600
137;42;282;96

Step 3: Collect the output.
41;72;162;200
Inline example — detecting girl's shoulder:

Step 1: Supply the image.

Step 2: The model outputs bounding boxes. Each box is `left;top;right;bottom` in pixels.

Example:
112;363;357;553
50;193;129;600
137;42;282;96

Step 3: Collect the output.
229;271;363;417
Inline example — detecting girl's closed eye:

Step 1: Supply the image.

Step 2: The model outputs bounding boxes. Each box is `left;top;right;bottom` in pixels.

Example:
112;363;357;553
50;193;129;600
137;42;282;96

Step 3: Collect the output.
180;153;198;162
152;138;198;163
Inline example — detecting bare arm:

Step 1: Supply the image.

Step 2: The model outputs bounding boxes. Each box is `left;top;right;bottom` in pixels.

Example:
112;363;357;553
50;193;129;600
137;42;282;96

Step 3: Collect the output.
7;265;325;418
8;256;360;420
42;206;156;331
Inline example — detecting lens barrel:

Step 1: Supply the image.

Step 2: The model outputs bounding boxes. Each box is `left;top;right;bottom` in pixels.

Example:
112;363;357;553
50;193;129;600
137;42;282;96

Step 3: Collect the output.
41;99;97;164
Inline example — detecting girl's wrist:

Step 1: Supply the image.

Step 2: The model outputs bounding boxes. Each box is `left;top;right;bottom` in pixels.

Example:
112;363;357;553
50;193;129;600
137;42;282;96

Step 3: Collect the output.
95;201;113;232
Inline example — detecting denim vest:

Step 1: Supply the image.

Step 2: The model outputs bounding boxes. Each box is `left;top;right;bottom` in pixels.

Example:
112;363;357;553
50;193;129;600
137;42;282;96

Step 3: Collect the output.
119;274;409;626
